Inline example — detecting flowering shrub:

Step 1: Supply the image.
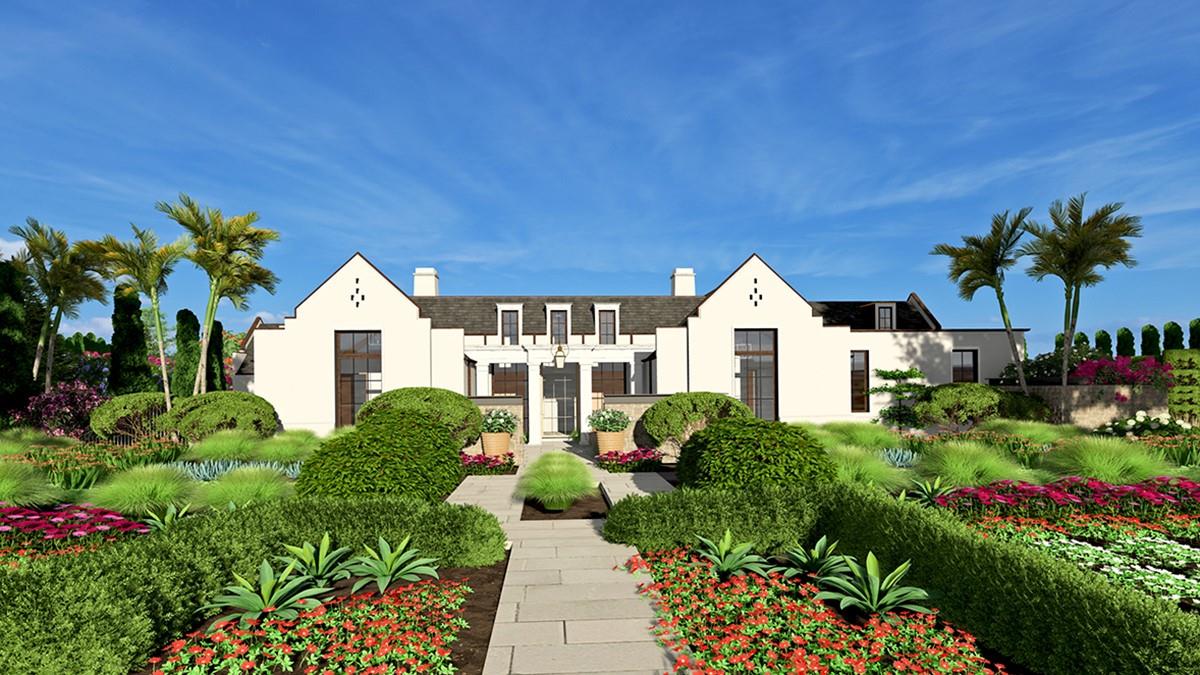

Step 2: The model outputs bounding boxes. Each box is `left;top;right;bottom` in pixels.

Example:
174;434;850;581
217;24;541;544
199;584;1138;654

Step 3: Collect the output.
147;578;468;674
1097;410;1194;437
460;451;516;475
587;407;630;432
935;476;1200;516
480;408;518;434
14;381;107;437
0;503;150;567
596;448;663;472
629;549;1004;674
1073;356;1174;390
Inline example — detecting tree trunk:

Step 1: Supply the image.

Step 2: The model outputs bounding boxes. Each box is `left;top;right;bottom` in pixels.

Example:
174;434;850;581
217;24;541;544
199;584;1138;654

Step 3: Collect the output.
1058;284;1074;422
193;287;217;395
995;288;1028;395
43;307;62;393
150;291;172;411
30;301;53;382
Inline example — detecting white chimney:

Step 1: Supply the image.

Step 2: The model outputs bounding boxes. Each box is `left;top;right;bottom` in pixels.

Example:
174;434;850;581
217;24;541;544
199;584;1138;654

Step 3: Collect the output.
413;267;439;296
670;267;695;296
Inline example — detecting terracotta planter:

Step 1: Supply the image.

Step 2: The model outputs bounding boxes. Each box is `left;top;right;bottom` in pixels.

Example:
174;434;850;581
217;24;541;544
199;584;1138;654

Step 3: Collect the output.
595;430;625;453
481;432;511;456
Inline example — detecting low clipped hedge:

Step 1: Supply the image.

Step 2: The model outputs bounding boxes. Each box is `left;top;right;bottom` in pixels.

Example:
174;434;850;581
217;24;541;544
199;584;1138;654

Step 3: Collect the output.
604;485;818;553
356;386;482;449
89;392;168;439
0;496;506;675
158;391;278;442
297;408;464;500
639;391;752;449
813;483;1200;674
677;417;835;490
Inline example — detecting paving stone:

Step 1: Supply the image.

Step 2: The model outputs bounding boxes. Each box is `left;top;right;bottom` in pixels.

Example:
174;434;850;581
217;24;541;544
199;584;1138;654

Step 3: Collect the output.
556;545;637;559
498;585;526;604
495;602;518;622
519;556;621;571
523;582;641;603
517;599;656;622
510;546;558;559
509;642;674;673
489;621;565;646
505;569;562;586
564;618;658;644
482;646;513;675
559;568;639;584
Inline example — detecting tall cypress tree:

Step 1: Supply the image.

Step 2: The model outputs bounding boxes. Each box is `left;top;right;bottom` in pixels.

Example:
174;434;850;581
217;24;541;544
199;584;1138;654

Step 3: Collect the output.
1165;322;1185;351
1142;324;1162;357
206;320;225;391
1094;330;1113;357
172;309;200;399
108;284;156;394
1117;327;1135;357
1191;318;1200;350
0;260;34;414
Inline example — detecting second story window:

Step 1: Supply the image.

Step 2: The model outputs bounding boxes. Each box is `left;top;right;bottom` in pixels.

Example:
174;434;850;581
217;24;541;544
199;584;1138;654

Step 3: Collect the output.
598;310;616;344
550;310;568;344
877;305;894;330
501;310;519;345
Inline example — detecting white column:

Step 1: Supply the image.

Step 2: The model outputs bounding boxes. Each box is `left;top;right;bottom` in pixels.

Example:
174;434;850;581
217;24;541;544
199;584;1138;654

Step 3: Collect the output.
578;359;593;437
627;357;637;395
477;363;491;397
526;354;544;446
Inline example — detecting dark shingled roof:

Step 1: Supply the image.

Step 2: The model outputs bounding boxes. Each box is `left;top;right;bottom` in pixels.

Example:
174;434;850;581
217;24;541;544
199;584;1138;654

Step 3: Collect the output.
808;298;936;330
410;296;708;335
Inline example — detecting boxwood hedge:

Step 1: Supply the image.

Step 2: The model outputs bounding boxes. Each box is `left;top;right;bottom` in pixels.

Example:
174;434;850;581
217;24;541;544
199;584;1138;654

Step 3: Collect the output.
355;386;482;449
158;391;278;442
0;496;506;675
676;417;834;490
638;391;752;449
814;483;1200;674
89;392;168;439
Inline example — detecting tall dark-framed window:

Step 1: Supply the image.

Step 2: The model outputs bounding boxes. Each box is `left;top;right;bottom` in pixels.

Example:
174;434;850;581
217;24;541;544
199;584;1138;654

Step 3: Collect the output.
598;310;616;344
464;358;477;396
335;331;382;427
952;349;978;383
592;362;628;396
877;305;894;330
550;310;568;344
490;364;527;397
501;310;519;345
734;329;777;420
850;350;870;413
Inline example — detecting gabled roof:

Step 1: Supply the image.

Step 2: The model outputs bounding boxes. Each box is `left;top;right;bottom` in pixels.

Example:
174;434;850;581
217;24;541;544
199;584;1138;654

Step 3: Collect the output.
411;295;706;335
808;297;937;330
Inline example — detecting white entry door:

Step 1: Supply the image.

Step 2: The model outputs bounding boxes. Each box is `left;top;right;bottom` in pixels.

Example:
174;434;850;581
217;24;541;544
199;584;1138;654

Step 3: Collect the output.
541;365;577;435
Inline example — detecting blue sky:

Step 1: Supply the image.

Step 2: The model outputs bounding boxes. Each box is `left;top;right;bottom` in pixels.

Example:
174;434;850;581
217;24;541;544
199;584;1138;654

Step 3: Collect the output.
2;1;1198;354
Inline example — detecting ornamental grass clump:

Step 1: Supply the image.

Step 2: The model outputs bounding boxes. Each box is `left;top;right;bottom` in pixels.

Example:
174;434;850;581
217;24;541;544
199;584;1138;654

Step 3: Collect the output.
0;462;64;507
517;452;596;511
0;428;76;457
193;467;295;510
976;419;1083;445
821;422;903;450
827;444;910;491
184;429;262;461
85;465;195;514
253;429;319;462
916;440;1034;487
1043;436;1181;484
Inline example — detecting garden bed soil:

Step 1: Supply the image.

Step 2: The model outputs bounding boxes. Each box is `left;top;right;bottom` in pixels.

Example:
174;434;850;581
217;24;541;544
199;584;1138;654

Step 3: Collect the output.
134;553;510;675
521;493;609;520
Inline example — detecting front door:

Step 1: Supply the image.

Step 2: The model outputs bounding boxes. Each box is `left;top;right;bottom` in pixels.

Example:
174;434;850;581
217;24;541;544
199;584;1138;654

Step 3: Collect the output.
541;364;577;435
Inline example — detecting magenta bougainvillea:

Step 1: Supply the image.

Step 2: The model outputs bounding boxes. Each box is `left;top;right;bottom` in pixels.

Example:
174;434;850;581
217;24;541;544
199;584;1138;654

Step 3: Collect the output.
1072;356;1174;391
936;476;1200;516
14;381;107;437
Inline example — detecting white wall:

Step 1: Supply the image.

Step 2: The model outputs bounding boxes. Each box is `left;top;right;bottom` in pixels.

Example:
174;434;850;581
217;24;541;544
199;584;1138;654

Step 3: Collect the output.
654;326;689;393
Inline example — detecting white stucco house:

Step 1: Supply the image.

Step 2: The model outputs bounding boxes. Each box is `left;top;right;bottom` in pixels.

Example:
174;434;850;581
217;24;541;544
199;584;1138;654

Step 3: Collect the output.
234;252;1023;442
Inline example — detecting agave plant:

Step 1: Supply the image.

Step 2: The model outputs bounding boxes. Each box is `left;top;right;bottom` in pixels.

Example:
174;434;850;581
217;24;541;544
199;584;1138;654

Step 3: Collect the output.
897;477;954;508
695;529;774;580
879;447;918;468
144;503;192;532
276;532;353;586
199;560;331;625
345;535;439;594
815;551;930;615
779;535;851;579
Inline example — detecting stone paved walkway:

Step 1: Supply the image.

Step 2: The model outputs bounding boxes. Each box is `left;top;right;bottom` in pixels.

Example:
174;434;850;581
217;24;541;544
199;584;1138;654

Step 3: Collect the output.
447;442;675;675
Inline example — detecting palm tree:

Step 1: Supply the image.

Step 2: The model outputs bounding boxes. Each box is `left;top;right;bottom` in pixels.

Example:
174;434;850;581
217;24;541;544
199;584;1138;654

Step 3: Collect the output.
156;194;278;395
81;226;190;409
931;208;1033;394
8;219;107;389
1021;193;1142;398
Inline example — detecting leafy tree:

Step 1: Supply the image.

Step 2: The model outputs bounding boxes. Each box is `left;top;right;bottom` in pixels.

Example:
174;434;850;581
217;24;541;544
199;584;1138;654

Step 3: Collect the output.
108;284;156;395
0;260;35;414
868;367;926;428
1164;321;1185;351
206;320;225;391
172;309;201;400
60;332;109;355
1073;332;1090;350
1142;324;1162;357
1191;318;1200;350
1117;327;1136;357
156;195;278;395
930;208;1033;393
1094;330;1113;357
1022;194;1142;401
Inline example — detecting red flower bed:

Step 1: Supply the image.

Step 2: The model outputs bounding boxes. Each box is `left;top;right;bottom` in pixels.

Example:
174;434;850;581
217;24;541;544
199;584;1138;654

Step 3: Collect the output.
936;476;1200;516
460;452;516;475
148;578;469;674
0;503;150;567
596;448;663;473
630;549;1004;674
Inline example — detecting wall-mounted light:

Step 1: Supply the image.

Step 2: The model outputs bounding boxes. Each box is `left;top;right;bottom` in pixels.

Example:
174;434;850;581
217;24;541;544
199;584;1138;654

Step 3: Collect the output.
553;344;567;369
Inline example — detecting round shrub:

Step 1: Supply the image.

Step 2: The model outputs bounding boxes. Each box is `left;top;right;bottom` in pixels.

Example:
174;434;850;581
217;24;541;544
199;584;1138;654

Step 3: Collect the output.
89;392;168;440
639;392;753;452
677;417;835;490
914;383;1003;430
296;408;464;501
159;391;278;442
356;387;482;449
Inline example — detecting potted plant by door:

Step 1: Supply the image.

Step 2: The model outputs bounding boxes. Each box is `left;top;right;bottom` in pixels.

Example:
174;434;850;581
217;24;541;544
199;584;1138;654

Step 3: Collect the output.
481;409;518;456
588;408;630;454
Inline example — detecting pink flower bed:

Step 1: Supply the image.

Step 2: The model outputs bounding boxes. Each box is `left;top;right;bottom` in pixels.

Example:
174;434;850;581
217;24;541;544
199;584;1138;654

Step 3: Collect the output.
596;448;663;472
936;476;1200;516
0;503;150;566
460;451;517;475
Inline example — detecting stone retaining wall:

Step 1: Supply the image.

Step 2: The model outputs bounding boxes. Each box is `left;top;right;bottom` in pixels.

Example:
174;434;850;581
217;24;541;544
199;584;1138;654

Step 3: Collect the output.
999;384;1168;429
591;394;665;452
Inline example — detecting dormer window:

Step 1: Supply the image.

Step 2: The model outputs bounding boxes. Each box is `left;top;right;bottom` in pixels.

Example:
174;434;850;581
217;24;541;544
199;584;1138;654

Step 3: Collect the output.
594;302;620;345
876;304;894;330
496;303;523;345
550;310;568;344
